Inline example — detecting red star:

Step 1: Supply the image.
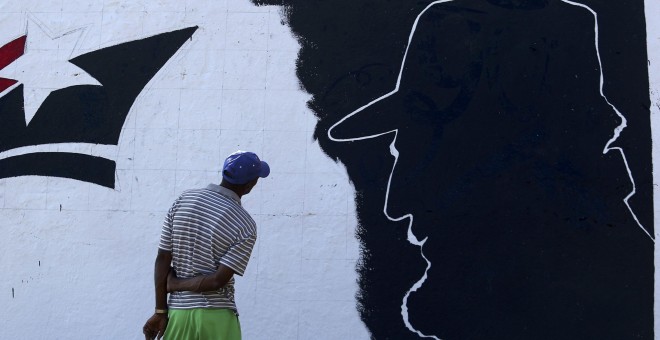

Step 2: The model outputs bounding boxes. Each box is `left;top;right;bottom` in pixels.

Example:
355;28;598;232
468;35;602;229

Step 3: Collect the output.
0;35;27;93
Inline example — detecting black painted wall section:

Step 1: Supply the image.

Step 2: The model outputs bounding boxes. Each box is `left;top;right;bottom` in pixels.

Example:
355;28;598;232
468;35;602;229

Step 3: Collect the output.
252;0;653;339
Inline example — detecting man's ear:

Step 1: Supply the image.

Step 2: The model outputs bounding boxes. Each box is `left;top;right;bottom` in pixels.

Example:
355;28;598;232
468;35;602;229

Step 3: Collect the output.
249;178;259;188
242;178;258;194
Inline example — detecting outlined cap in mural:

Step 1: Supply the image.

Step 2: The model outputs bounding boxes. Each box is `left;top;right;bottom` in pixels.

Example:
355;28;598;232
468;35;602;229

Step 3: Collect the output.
328;0;472;143
328;91;403;142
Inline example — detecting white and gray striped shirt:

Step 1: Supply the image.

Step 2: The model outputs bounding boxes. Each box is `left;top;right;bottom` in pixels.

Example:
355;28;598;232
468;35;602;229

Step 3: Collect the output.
159;184;257;311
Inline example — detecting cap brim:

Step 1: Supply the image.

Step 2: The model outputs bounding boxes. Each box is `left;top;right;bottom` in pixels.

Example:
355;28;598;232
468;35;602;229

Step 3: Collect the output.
328;91;401;141
259;161;270;178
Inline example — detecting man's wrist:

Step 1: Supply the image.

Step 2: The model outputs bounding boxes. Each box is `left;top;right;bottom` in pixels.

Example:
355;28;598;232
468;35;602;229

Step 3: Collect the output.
155;308;168;315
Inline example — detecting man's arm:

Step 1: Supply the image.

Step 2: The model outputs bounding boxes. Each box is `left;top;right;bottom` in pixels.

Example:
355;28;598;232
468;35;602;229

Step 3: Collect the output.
143;249;172;340
154;249;172;308
167;263;235;293
167;225;255;294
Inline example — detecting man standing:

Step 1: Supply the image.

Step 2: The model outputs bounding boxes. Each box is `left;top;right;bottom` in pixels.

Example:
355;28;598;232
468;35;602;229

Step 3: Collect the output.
143;151;270;340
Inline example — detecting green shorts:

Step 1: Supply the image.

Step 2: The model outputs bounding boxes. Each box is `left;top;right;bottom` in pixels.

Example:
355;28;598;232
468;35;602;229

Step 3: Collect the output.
164;308;241;340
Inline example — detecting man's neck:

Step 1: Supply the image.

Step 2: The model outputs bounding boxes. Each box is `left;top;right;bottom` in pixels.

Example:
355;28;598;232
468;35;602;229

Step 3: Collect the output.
220;182;244;198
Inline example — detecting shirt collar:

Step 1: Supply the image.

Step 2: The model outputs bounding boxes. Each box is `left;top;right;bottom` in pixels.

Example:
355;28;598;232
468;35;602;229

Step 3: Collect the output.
206;183;241;205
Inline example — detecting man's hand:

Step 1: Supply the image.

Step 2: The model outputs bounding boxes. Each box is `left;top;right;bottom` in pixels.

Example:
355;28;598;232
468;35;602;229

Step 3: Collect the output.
143;313;168;340
166;264;235;293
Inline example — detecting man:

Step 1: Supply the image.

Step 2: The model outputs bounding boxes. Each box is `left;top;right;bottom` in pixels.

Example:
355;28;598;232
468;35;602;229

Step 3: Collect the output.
143;150;270;340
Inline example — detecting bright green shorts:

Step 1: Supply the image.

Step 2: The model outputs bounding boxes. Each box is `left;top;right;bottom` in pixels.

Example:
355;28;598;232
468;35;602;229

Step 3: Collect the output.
164;308;241;340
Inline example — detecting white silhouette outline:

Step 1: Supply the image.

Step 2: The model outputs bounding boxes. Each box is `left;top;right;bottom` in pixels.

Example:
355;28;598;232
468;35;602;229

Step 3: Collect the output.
328;0;653;338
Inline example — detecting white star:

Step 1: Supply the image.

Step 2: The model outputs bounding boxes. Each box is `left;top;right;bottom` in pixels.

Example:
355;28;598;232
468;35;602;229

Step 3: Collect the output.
0;14;101;125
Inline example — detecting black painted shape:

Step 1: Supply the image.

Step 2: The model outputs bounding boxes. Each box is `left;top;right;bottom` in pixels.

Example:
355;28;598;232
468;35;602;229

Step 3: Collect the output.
0;153;116;188
0;26;197;188
0;26;197;151
0;84;25;147
253;0;653;339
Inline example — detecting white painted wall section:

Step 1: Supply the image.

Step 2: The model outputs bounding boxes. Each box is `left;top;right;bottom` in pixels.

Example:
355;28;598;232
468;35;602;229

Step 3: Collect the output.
0;1;370;339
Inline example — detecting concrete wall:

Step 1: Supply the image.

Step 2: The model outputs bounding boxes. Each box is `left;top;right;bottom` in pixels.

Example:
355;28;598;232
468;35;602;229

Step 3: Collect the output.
648;0;660;335
0;0;657;339
0;1;368;339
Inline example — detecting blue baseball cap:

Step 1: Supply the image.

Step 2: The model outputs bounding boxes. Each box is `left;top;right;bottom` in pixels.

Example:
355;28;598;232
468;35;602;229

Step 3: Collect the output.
222;151;270;184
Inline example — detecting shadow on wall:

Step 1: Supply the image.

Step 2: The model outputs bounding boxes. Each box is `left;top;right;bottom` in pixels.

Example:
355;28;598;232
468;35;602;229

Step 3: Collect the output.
253;0;654;339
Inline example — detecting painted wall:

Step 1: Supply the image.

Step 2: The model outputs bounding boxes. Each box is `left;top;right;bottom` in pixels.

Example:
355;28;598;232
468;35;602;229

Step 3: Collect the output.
0;1;368;339
0;0;658;339
256;0;655;338
648;0;660;335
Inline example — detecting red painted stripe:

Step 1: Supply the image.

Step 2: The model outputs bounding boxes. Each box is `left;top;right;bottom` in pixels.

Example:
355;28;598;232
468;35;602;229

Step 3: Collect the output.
0;35;26;69
0;35;26;93
0;78;17;92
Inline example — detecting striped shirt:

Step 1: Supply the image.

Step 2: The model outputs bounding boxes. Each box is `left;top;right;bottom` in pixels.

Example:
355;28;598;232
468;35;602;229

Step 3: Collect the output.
159;184;257;311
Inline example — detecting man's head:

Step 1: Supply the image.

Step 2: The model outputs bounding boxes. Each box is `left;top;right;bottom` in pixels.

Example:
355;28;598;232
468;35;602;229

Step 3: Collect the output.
221;151;270;196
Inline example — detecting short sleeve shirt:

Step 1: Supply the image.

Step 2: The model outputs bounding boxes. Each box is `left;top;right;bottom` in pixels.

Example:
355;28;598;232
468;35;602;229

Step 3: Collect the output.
159;184;257;311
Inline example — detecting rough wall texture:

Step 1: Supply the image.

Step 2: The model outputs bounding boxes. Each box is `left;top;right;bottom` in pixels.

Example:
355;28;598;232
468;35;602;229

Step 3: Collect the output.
0;1;368;339
648;0;660;335
255;0;656;339
0;0;659;339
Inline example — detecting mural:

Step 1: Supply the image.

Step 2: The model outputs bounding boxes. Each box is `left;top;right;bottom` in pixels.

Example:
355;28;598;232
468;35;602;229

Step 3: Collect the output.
0;2;369;339
0;18;196;188
253;0;654;338
1;0;656;338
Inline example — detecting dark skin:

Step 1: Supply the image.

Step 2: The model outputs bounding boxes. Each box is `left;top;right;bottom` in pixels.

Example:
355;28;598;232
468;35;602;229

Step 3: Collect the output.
167;264;236;292
142;250;171;340
142;178;259;340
